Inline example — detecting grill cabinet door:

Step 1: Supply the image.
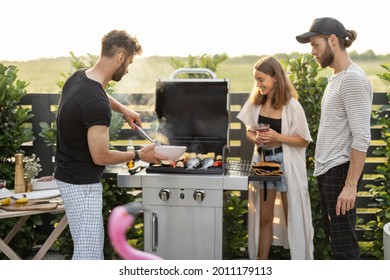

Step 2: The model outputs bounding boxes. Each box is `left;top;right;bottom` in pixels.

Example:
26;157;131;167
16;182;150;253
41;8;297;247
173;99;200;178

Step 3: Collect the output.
143;205;222;260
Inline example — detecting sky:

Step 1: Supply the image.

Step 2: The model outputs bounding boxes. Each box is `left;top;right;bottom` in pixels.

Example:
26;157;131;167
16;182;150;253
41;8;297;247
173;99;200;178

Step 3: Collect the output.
1;0;389;61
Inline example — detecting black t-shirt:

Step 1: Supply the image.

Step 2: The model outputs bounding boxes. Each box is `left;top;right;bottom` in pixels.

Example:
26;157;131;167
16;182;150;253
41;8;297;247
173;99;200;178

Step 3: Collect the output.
54;69;111;184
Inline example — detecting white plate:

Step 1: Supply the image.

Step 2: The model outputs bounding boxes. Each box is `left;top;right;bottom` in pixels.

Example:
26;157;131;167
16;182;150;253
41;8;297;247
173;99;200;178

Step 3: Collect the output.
12;189;61;200
154;145;187;161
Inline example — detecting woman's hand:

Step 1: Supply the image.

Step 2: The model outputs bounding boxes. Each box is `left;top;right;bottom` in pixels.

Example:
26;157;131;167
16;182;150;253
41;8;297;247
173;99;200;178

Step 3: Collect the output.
247;130;261;146
257;128;280;146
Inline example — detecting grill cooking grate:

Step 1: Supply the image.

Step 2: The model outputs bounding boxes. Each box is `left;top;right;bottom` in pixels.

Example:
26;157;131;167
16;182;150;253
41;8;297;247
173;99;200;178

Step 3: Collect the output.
225;160;252;176
225;160;282;182
146;164;224;174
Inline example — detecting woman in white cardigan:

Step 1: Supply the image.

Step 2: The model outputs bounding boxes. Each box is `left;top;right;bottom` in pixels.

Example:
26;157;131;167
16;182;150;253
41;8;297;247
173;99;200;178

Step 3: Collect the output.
237;56;314;260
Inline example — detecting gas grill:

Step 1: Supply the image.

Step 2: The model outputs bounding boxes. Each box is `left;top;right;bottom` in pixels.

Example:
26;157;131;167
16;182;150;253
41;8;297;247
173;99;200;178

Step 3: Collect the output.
146;68;229;175
117;69;279;260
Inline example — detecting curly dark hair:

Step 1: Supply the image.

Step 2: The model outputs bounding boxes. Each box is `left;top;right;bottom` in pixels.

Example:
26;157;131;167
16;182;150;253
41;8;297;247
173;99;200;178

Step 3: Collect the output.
101;30;142;58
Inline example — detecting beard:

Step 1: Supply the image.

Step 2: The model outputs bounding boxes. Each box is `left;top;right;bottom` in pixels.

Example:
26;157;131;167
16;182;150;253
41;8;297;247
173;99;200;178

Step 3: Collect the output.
112;60;128;82
317;43;334;68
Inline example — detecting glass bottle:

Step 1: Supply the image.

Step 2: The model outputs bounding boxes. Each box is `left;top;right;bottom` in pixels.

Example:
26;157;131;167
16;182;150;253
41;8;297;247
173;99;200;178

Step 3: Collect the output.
127;141;135;169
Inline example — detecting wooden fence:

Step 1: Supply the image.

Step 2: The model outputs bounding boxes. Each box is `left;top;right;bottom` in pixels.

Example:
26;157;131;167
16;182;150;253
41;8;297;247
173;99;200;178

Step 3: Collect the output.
20;92;388;241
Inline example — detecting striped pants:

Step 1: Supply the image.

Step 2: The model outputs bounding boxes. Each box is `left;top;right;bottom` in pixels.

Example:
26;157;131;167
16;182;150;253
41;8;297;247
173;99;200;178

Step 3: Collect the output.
56;180;104;260
317;162;360;260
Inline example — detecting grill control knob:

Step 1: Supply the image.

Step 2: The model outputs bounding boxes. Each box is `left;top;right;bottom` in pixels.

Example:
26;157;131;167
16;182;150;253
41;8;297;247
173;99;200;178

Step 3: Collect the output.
159;188;171;201
193;190;206;202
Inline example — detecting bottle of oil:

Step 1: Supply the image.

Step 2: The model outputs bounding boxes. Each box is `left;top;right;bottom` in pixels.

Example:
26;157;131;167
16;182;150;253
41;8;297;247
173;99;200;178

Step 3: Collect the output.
127;141;135;169
14;153;26;193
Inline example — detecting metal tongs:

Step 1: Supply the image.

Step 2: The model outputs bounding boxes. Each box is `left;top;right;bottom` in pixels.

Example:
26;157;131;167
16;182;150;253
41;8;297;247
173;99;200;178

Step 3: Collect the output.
134;122;162;146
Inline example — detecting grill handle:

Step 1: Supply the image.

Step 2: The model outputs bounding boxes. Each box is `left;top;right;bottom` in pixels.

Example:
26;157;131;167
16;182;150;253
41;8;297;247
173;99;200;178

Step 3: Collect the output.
169;68;217;79
152;211;158;252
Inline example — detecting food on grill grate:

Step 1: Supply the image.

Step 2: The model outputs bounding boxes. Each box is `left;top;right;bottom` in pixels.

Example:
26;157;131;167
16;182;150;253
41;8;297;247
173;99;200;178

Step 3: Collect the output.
146;151;223;174
251;161;283;176
200;157;214;169
186;158;200;169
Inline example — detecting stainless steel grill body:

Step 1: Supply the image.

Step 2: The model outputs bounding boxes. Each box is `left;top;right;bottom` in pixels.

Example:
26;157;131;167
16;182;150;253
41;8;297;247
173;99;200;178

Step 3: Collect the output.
141;173;223;259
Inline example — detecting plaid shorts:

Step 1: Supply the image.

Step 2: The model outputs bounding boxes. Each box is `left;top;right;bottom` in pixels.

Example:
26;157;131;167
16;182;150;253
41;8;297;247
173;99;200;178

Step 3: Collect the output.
56;179;104;260
317;162;360;260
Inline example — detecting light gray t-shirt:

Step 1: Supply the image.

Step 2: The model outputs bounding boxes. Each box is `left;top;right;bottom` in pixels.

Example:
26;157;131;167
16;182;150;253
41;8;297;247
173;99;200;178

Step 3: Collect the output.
314;63;373;177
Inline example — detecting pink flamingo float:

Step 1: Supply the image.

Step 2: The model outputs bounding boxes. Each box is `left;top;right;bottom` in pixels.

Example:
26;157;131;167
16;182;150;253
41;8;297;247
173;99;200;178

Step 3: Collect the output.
108;202;162;260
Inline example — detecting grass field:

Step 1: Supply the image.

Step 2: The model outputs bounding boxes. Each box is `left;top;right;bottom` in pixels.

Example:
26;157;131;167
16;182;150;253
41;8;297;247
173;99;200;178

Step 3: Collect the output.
1;55;389;94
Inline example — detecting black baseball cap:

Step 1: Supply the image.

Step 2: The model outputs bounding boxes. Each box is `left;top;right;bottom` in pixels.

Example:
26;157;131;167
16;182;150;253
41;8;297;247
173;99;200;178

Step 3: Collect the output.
296;17;348;44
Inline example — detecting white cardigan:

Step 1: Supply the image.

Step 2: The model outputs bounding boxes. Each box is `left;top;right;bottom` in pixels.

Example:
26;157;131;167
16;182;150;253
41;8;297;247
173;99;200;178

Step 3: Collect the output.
237;98;314;260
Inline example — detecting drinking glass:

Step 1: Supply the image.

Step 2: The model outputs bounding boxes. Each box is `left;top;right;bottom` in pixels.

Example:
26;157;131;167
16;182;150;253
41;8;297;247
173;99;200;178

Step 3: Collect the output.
254;123;270;148
256;123;270;133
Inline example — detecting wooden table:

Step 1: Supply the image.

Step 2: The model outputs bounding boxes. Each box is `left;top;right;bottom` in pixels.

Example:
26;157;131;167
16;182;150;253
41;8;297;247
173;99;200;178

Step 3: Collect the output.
0;204;68;260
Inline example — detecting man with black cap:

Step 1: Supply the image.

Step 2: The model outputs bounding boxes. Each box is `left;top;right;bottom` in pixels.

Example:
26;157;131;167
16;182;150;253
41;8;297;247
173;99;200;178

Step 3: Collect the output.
296;17;373;259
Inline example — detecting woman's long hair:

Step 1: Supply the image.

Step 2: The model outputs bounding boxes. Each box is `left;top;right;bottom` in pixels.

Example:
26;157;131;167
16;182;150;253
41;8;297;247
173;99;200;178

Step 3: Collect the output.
249;56;297;108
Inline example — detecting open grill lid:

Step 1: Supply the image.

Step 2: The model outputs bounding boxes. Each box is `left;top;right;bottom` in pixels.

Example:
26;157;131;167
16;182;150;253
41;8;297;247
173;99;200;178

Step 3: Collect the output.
146;69;230;175
155;69;230;154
